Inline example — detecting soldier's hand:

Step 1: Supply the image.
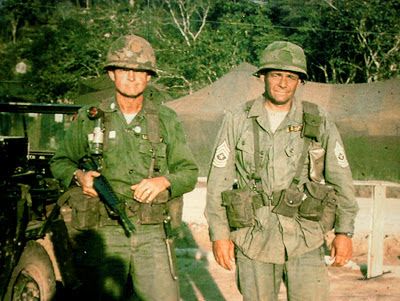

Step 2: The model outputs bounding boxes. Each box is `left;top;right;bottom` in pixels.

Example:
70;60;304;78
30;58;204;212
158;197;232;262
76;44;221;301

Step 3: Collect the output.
330;234;353;266
74;169;100;198
131;176;171;203
212;239;235;271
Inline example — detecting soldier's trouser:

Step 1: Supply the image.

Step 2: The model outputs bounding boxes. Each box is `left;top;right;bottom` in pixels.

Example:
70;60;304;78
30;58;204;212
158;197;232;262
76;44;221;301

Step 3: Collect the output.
236;247;329;301
71;223;179;301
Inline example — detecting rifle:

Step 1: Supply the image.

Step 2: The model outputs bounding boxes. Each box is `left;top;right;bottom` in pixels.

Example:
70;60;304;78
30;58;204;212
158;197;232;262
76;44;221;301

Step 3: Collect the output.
80;155;136;236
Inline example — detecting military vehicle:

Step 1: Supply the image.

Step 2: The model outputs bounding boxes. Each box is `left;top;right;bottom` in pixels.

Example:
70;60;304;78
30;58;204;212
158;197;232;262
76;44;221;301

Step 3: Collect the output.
0;102;81;301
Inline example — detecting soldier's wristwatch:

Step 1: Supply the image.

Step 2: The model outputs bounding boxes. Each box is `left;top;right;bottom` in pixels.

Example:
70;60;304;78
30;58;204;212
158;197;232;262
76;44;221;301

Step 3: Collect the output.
335;232;353;238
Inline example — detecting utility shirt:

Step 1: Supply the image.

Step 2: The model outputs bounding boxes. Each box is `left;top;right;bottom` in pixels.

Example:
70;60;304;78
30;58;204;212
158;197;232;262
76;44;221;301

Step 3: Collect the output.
50;97;198;201
206;96;358;264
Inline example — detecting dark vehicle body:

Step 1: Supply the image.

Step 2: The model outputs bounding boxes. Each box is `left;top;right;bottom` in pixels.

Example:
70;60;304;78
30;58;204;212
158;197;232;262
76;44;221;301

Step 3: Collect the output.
0;102;81;301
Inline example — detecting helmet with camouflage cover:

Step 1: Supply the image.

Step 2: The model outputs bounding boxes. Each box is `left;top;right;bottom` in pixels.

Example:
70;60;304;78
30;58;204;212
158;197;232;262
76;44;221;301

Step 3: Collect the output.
104;34;157;76
255;41;307;79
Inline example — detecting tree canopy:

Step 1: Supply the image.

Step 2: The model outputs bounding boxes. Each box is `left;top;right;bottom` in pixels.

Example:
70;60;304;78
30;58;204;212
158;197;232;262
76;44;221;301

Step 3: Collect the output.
0;0;398;102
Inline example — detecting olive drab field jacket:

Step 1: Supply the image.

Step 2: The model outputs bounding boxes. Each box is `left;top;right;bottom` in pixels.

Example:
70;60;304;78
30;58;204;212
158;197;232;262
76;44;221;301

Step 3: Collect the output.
205;96;359;264
50;97;198;202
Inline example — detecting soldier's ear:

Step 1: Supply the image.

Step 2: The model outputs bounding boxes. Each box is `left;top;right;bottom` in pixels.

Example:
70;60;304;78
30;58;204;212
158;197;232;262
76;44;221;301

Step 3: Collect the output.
146;74;151;82
108;70;116;82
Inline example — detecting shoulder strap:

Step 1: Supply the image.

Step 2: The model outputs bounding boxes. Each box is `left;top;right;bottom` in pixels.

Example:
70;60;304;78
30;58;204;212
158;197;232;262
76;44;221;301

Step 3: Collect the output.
291;101;324;186
245;99;263;190
251;117;262;190
144;101;161;178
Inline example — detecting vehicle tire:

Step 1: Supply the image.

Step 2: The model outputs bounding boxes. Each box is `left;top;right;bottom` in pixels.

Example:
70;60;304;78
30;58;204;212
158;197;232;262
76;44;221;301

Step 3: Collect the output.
4;240;56;301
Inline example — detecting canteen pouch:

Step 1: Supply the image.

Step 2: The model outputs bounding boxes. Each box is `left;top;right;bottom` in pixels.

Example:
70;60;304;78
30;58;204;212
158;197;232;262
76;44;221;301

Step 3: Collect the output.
68;187;101;230
272;187;304;217
221;188;262;228
299;182;337;232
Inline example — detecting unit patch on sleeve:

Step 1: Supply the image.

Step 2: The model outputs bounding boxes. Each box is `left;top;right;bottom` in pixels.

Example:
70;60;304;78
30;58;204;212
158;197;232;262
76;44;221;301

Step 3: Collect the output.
334;141;349;168
212;141;230;168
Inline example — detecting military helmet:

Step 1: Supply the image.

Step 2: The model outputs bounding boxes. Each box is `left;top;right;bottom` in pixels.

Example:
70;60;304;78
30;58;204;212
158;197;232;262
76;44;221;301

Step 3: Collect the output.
104;34;157;76
255;41;307;79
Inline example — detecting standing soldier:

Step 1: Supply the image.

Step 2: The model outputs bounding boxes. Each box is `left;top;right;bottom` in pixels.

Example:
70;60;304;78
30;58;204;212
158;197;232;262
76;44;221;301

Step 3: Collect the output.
205;41;358;300
51;34;198;300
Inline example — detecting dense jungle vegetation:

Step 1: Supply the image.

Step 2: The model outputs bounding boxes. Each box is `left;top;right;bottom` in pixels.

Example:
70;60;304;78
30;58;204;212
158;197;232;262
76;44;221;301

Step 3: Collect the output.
0;0;399;102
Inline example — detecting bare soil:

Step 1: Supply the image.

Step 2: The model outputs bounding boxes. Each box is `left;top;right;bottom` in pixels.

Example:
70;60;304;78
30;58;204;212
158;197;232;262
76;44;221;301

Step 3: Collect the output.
176;223;400;301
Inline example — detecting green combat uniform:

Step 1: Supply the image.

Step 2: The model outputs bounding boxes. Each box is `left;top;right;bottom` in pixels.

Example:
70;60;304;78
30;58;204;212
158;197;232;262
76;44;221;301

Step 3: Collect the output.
50;35;198;301
205;42;358;301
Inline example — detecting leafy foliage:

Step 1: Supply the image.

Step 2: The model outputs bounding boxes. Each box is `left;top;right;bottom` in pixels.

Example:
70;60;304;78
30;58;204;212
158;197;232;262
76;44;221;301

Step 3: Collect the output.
0;0;398;101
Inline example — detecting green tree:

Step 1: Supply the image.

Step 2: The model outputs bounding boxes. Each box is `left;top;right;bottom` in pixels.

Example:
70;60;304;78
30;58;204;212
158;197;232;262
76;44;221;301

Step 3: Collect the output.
309;0;400;83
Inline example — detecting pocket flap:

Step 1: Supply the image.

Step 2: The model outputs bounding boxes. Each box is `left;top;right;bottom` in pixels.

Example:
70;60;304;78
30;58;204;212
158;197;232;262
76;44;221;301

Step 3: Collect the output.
305;182;333;200
283;188;305;207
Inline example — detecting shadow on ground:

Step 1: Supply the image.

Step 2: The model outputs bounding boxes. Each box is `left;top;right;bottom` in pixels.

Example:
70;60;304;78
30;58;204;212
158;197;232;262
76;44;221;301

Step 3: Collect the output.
175;223;227;301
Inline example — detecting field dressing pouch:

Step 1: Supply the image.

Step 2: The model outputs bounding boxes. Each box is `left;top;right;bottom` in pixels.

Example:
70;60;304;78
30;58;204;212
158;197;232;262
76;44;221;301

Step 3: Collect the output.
221;101;337;232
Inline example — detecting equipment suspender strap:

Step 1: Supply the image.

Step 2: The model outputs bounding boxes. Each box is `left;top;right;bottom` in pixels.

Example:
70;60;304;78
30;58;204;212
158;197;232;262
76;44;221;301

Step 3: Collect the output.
250;100;322;189
291;101;322;187
251;117;263;191
144;102;161;178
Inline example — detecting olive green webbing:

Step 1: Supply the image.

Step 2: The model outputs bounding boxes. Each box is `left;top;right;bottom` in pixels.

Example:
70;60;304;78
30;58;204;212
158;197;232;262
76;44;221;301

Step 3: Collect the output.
143;101;161;178
251;101;322;189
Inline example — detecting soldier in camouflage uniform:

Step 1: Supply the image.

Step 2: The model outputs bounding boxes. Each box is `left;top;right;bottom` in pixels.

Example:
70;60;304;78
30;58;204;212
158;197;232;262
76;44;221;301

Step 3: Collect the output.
205;41;358;300
51;35;198;300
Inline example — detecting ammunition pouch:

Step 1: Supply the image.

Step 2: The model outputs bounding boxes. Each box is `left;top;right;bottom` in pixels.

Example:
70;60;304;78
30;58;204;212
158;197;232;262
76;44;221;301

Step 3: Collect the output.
67;187;101;230
271;187;304;218
221;188;263;229
299;182;337;232
129;191;183;229
138;203;168;225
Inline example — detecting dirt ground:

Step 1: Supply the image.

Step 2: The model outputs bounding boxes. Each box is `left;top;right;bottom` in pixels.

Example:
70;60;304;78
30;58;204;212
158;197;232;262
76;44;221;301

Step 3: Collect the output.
175;223;400;301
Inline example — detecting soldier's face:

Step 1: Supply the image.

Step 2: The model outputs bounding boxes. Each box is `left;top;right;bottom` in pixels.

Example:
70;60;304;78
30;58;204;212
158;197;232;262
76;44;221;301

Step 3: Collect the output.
108;69;151;98
261;70;300;107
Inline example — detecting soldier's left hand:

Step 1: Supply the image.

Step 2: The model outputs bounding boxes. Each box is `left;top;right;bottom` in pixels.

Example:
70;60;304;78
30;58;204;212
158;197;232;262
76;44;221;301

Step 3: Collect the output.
131;177;171;203
330;234;353;266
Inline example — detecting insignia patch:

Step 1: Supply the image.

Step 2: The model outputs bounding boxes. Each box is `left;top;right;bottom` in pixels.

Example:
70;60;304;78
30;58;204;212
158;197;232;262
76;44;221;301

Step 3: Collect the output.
213;141;230;168
109;130;116;139
334;141;349;168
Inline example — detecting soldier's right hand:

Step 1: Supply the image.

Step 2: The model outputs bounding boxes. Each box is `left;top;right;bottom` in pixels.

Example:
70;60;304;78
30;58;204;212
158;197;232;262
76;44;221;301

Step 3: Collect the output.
212;239;235;271
74;169;100;198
